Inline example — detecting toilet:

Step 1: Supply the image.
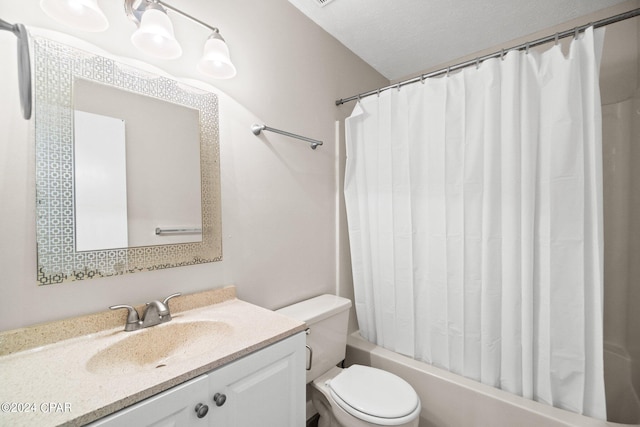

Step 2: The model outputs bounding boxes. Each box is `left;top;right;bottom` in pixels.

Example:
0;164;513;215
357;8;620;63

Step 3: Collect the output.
277;295;421;427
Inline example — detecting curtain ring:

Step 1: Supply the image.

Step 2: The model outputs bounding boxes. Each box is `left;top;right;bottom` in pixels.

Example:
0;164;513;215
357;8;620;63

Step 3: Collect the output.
475;58;480;69
421;74;425;84
500;49;505;61
396;84;400;92
377;88;381;97
554;32;559;45
574;27;580;39
525;42;530;54
446;66;451;77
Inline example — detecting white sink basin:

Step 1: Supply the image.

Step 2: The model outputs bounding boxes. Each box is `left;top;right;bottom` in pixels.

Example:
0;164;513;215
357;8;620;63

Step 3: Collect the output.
86;321;232;375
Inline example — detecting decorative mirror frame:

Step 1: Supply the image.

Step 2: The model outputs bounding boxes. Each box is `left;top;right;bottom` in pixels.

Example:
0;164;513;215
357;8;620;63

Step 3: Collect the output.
34;35;222;285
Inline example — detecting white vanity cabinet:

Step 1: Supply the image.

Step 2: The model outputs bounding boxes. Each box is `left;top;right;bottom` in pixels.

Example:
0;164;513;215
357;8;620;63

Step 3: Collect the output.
89;332;305;427
205;332;305;426
88;375;210;426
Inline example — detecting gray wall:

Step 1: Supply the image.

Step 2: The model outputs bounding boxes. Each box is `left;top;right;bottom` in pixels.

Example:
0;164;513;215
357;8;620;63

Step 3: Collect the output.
0;0;388;330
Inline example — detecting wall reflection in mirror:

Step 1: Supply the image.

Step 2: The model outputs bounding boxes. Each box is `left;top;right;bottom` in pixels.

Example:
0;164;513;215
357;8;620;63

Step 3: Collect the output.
34;36;222;285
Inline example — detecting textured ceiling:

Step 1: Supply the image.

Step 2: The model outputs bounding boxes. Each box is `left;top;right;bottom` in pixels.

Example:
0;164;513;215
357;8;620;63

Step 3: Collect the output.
288;0;631;80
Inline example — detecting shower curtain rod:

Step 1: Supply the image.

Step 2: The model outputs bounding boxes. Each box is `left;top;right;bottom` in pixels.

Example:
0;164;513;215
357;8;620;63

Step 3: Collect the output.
335;7;640;106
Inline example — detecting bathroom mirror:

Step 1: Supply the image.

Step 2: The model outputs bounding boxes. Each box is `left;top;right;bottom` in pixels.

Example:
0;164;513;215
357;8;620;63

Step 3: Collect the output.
72;78;203;250
34;36;222;285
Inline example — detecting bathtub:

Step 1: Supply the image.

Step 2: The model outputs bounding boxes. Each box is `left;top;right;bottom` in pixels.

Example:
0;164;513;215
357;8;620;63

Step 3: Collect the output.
345;331;639;427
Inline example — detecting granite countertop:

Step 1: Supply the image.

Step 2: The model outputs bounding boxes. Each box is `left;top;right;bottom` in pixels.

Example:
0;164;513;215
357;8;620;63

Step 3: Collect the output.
0;286;306;427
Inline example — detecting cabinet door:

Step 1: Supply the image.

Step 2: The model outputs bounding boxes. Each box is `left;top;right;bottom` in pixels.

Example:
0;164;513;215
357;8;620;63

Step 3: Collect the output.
206;332;305;427
88;375;210;427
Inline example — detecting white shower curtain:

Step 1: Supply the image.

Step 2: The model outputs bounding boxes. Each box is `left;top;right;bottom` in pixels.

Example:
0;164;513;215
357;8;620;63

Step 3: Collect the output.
344;27;606;419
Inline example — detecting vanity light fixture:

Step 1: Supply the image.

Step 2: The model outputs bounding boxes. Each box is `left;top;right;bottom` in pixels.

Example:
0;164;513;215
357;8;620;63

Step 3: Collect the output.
39;0;237;78
40;0;109;32
125;0;237;78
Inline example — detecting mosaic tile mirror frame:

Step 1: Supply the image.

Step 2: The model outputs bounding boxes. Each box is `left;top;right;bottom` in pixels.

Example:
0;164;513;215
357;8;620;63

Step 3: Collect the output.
34;36;222;285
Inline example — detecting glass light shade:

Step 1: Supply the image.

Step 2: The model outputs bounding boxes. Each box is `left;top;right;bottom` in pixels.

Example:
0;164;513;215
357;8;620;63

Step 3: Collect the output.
197;36;237;79
40;0;109;32
131;8;182;59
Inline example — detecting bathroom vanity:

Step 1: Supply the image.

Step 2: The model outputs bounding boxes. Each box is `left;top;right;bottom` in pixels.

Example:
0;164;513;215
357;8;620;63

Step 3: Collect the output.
0;286;306;427
89;332;303;426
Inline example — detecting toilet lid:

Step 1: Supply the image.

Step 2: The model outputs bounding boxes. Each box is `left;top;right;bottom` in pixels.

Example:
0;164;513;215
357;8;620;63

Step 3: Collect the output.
327;365;419;421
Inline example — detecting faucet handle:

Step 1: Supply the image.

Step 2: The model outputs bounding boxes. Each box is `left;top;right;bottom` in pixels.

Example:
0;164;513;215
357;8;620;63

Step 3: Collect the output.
163;292;181;306
109;305;140;331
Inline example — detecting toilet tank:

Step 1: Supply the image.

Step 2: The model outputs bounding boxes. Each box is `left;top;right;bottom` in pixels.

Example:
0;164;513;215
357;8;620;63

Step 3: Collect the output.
276;295;352;384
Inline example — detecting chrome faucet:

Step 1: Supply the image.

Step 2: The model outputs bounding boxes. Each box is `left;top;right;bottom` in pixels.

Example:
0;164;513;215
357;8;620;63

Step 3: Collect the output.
110;293;181;332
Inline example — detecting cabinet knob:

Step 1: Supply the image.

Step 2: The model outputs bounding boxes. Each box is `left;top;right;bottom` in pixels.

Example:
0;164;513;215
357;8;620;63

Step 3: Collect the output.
194;403;209;418
213;393;227;407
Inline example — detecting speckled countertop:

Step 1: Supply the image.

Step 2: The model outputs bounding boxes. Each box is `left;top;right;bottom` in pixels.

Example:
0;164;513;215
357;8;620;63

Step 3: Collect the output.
0;286;306;427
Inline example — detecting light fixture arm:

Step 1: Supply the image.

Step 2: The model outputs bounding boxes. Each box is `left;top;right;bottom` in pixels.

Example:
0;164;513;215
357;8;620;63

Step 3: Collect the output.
159;1;219;33
124;0;219;33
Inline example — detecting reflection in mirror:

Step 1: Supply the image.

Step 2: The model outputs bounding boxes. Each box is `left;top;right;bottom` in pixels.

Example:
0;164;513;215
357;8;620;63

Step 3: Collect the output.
74;109;128;251
34;36;222;285
73;79;203;249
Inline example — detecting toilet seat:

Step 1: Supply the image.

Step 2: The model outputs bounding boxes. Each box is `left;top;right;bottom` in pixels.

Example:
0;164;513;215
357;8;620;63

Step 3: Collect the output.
327;365;420;426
